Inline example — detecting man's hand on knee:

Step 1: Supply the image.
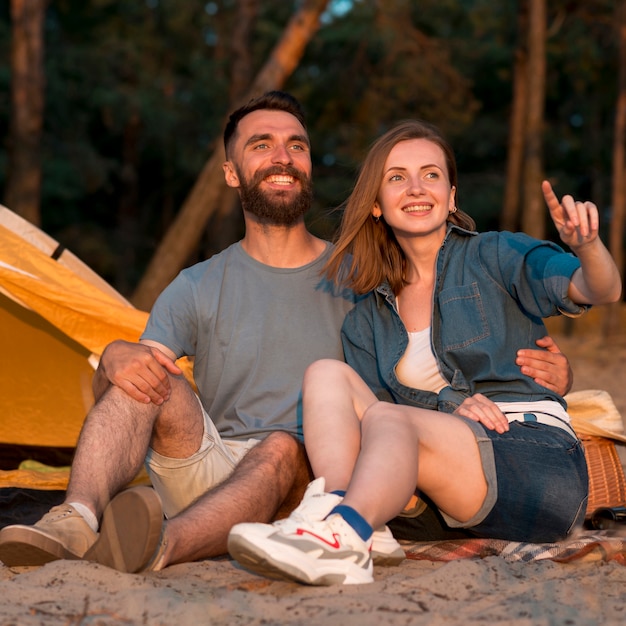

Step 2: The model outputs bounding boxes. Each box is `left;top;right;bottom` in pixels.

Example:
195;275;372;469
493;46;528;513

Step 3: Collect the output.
96;340;182;405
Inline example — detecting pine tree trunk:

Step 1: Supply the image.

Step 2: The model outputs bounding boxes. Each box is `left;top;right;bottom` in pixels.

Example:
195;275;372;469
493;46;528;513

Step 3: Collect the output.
521;0;546;239
229;0;259;103
4;0;47;225
202;0;260;260
132;0;331;311
501;37;528;231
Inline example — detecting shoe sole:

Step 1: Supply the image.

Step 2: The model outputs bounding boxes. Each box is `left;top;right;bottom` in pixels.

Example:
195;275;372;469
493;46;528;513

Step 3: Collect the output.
0;526;81;567
84;486;163;573
228;532;373;586
371;547;406;566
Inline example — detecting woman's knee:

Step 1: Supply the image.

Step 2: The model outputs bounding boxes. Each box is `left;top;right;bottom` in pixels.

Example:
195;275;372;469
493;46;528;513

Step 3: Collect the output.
360;401;415;436
303;359;351;388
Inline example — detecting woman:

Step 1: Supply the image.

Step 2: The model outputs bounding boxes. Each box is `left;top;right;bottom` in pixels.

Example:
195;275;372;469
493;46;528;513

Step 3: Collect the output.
227;120;622;585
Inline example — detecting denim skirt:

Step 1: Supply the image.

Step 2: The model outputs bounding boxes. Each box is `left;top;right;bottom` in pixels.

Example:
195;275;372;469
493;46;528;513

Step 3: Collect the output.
440;419;589;542
388;417;589;543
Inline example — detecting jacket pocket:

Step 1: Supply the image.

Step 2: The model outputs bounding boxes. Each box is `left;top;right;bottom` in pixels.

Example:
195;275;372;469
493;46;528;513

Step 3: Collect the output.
438;282;489;351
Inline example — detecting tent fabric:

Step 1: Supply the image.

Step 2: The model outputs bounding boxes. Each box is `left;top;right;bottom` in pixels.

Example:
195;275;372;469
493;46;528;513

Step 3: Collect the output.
0;464;72;491
0;205;148;449
0;212;148;357
0;292;98;448
0;461;151;492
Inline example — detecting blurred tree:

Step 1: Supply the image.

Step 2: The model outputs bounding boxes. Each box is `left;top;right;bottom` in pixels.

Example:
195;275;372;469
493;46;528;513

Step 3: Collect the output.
132;0;331;310
202;0;260;261
16;0;234;290
606;0;626;336
541;1;617;221
4;0;47;225
0;0;622;318
229;0;259;103
501;0;528;232
521;0;547;239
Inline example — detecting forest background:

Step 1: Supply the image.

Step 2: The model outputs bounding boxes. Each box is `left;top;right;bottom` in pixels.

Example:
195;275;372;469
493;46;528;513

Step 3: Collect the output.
1;0;625;333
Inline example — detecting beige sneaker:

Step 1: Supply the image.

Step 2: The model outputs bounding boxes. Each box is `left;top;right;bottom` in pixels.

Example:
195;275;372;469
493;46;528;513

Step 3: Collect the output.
84;486;164;573
0;504;97;567
141;526;169;572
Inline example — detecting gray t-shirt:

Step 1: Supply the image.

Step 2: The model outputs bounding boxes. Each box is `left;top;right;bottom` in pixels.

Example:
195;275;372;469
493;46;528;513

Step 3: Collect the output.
141;241;356;441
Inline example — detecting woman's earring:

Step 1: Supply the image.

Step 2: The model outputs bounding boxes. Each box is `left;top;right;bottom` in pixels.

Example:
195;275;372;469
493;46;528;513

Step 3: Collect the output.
450;207;458;214
373;215;380;223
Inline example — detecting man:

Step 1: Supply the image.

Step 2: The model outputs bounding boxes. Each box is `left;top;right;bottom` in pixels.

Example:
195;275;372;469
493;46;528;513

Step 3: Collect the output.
0;92;572;572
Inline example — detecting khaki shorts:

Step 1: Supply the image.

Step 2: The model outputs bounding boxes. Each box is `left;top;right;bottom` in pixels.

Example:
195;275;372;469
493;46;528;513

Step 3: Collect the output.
144;401;259;518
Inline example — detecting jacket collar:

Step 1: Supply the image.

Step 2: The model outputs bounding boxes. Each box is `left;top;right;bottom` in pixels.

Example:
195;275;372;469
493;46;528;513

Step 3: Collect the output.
374;223;476;301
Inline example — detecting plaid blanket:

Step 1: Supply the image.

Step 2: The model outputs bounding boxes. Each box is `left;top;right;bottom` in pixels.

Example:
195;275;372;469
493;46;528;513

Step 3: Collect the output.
403;531;626;565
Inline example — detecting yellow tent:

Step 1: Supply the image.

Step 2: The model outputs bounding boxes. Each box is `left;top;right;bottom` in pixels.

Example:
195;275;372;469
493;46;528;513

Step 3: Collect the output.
0;205;149;450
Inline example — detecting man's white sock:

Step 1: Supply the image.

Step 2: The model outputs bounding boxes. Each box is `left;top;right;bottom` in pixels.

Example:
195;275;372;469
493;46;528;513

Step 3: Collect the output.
68;501;99;533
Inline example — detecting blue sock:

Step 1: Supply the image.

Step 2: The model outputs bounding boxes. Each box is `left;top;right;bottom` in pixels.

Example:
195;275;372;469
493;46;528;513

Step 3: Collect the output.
328;504;373;542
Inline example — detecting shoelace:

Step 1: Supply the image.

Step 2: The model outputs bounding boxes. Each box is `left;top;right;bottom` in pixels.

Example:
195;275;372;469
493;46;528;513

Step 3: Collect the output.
41;506;74;522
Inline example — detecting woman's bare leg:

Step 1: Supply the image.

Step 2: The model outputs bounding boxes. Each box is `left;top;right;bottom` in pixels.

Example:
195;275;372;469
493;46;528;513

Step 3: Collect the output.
301;359;378;493
343;401;488;529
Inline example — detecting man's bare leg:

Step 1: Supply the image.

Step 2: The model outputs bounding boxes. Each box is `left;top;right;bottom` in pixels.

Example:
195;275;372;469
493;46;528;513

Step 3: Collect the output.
161;430;311;565
67;374;203;520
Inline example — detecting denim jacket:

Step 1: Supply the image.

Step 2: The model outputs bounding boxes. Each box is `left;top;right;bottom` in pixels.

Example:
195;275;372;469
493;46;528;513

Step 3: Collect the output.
341;225;586;414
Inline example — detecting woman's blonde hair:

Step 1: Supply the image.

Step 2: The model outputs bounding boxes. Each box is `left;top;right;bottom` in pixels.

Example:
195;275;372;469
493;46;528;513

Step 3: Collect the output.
325;119;475;295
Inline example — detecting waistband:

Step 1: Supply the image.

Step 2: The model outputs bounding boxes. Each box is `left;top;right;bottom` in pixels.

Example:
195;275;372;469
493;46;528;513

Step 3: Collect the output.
501;411;577;439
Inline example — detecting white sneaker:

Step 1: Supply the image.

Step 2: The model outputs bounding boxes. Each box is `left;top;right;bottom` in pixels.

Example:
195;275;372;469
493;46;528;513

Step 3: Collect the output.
273;477;404;566
277;477;342;526
371;526;405;565
228;513;373;586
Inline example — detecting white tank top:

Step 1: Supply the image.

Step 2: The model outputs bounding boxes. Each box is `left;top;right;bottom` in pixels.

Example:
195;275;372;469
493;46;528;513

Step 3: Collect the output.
395;327;449;393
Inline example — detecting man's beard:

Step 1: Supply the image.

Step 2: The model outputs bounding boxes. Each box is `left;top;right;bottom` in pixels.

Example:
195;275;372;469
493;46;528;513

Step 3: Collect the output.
237;165;313;226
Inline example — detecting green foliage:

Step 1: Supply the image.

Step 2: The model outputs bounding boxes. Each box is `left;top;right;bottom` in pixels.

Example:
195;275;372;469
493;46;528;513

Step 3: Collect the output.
0;0;620;292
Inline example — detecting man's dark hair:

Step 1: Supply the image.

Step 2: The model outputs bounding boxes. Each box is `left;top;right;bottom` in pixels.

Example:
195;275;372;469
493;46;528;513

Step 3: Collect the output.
223;91;307;158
